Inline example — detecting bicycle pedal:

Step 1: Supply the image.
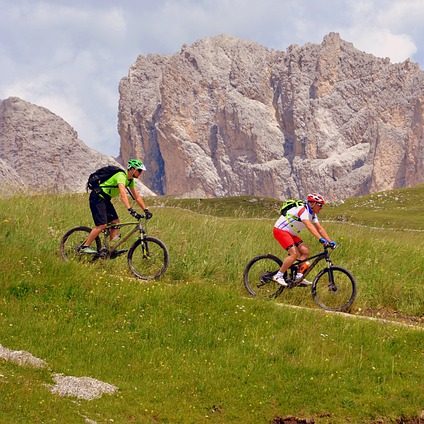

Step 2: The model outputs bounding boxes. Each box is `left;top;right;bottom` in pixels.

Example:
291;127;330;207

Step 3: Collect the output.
96;248;109;259
110;249;127;259
285;280;295;289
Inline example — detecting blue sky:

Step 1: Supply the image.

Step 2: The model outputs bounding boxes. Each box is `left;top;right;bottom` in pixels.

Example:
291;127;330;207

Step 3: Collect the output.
1;0;424;156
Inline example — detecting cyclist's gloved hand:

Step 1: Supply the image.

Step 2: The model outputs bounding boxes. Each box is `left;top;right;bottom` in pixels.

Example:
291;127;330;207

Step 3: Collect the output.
128;207;142;220
319;237;329;247
328;240;337;249
144;208;153;220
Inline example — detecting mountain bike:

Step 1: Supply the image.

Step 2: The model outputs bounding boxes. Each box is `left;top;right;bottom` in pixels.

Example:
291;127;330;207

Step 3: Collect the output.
243;246;356;312
60;216;169;280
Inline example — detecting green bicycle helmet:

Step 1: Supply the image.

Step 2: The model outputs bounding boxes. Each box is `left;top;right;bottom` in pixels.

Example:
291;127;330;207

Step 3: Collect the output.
127;158;146;171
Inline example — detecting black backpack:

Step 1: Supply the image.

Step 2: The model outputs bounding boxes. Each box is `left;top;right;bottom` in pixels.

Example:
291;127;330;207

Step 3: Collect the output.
86;165;126;192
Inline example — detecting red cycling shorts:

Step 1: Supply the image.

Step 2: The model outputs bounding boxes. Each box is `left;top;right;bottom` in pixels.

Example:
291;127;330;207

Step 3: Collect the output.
273;227;303;250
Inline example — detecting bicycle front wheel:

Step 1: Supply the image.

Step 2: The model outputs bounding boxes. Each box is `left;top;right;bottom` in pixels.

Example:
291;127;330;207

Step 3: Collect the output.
243;254;283;299
312;266;357;312
60;226;101;262
127;236;169;280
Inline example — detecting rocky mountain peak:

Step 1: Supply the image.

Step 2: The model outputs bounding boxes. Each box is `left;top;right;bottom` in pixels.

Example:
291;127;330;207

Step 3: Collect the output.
0;97;154;196
118;33;424;200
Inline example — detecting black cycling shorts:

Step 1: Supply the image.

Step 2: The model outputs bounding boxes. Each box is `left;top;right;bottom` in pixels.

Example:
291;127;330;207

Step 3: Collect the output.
89;191;119;226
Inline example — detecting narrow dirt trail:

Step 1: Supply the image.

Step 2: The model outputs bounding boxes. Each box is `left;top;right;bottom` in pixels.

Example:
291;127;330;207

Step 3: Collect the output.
273;302;424;331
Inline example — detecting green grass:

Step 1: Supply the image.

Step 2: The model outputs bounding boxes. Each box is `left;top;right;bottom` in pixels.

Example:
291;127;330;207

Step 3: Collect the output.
150;183;424;229
0;189;423;423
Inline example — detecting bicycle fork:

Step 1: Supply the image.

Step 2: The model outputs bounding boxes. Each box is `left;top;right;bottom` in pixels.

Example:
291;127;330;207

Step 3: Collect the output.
325;258;338;292
138;227;151;259
141;239;150;259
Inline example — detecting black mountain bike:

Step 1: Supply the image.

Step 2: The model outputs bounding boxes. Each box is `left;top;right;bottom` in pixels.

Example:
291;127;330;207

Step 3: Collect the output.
243;246;356;312
60;216;169;280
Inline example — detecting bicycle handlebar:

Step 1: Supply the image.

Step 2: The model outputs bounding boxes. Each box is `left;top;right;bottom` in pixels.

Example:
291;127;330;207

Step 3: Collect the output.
322;245;337;254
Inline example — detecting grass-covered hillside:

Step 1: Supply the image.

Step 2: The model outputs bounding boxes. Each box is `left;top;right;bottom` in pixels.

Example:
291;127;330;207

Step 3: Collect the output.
150;183;424;230
0;187;423;423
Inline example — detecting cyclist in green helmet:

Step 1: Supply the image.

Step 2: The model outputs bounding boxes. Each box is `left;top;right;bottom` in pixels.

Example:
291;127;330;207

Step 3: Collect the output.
80;159;153;254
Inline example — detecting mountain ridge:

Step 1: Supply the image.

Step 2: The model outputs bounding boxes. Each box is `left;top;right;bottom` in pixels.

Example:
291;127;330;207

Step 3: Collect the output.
2;33;424;200
118;32;424;200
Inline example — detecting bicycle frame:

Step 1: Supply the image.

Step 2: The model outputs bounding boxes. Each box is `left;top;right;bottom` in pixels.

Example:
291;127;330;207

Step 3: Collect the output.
100;220;146;257
265;247;333;297
292;247;333;281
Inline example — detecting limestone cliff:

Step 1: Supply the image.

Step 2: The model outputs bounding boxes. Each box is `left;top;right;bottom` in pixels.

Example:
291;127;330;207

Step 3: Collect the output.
118;33;424;200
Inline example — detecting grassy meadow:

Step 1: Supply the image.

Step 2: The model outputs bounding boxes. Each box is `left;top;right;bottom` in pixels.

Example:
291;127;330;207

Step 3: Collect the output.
0;188;423;423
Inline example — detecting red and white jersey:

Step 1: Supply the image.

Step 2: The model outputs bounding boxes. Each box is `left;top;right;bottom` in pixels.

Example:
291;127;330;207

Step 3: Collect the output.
274;204;319;235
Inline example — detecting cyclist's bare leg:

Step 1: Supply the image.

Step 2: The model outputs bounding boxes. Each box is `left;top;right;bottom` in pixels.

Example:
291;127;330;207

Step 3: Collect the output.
109;219;120;241
297;243;309;262
296;244;312;281
278;245;300;274
84;224;106;247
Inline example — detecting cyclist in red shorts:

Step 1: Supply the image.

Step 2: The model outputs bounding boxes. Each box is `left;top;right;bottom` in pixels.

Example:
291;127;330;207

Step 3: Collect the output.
272;193;336;286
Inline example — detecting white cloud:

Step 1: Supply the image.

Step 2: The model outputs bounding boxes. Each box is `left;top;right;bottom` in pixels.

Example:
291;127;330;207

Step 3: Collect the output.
28;2;126;40
377;0;424;30
2;75;86;132
341;27;416;63
317;0;419;63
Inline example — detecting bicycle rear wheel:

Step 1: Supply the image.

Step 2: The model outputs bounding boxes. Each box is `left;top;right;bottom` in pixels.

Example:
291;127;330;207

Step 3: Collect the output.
243;254;284;299
127;236;169;280
60;226;101;262
312;266;357;312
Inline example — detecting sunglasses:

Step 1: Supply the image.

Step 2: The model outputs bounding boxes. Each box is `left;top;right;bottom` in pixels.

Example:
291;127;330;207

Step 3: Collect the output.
315;203;324;208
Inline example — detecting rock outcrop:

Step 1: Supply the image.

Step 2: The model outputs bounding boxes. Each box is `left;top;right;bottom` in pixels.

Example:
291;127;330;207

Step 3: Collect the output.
0;97;154;196
118;33;424;200
0;158;25;197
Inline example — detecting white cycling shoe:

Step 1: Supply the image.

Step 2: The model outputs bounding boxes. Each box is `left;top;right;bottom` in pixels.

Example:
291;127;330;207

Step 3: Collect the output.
272;273;288;287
